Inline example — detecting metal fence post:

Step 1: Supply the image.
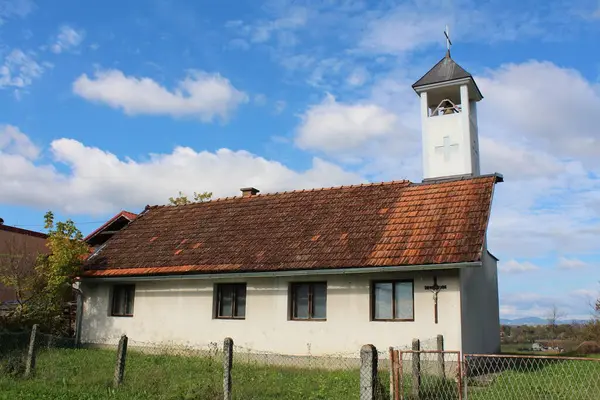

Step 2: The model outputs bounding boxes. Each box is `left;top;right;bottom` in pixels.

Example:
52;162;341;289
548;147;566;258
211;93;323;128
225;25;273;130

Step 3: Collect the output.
412;339;421;399
113;334;128;388
223;337;233;400
360;344;378;400
437;334;446;379
24;324;38;378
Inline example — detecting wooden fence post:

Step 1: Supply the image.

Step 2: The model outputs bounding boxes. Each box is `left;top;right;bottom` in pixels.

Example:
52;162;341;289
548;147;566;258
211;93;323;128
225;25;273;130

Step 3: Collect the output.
74;290;84;348
113;334;128;388
223;337;233;400
360;344;378;400
437;334;446;379
412;339;421;399
24;324;38;378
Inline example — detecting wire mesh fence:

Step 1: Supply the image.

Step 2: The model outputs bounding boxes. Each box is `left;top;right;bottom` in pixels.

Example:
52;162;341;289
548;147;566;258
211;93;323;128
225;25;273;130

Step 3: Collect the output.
229;344;390;400
0;330;390;399
391;349;462;400
0;329;31;377
5;330;599;400
463;354;600;400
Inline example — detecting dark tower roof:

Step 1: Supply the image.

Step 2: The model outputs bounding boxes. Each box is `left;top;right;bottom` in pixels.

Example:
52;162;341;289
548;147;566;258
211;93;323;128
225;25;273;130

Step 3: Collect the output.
412;51;483;101
412;51;472;88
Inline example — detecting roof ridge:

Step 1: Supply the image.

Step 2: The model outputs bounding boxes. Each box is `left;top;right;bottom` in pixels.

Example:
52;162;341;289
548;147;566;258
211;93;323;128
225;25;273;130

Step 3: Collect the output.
148;179;414;210
0;224;48;239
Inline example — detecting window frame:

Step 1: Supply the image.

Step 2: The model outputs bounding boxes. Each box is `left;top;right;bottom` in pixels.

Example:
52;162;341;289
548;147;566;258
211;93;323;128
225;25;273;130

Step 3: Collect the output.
370;279;415;322
110;284;135;317
289;281;327;321
214;283;247;320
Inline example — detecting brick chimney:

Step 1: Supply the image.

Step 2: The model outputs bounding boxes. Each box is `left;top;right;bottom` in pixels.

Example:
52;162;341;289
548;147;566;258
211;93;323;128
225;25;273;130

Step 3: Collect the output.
240;187;260;198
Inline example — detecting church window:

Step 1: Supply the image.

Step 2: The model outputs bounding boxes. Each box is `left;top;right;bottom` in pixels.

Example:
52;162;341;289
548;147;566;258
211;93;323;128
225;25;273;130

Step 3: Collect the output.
371;280;414;321
290;282;327;320
214;283;247;319
111;284;135;317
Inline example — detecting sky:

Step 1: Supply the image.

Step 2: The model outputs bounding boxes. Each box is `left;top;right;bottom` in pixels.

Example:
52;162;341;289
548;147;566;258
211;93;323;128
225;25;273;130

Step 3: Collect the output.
1;0;600;321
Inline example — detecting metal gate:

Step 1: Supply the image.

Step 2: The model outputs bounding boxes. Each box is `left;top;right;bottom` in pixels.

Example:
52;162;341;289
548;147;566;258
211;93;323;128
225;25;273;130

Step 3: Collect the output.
389;348;462;400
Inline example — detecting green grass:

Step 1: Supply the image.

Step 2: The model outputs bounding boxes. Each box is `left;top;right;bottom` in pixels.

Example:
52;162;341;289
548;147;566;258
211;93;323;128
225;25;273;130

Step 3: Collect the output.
0;348;382;400
464;357;600;400
3;348;600;399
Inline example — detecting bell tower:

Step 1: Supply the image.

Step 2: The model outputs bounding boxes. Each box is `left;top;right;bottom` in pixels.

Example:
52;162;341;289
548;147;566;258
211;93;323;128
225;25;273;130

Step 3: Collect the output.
412;48;483;181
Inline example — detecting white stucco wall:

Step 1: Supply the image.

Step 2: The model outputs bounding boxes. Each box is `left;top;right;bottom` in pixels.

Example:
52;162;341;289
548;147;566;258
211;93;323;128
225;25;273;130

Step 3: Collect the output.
421;85;479;180
459;249;501;354
81;270;463;355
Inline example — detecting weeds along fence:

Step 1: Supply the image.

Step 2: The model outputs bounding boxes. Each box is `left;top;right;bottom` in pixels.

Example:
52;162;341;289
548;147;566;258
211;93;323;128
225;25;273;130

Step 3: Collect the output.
0;326;391;400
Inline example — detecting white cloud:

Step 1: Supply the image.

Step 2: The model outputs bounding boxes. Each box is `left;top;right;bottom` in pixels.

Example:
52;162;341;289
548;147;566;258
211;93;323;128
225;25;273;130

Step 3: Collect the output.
254;93;267;106
0;128;362;215
500;289;598;320
295;94;398;153
0;0;34;24
274;100;287;114
557;257;589;270
50;25;85;54
73;69;249;122
359;6;445;55
477;61;600;163
225;6;307;48
0;124;39;159
347;67;369;87
499;260;541;274
0;49;45;89
356;1;592;56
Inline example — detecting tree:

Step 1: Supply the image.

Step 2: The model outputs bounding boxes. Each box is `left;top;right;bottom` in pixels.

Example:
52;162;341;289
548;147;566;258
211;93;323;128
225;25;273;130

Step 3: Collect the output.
0;235;40;308
168;191;212;205
546;304;567;339
1;211;89;333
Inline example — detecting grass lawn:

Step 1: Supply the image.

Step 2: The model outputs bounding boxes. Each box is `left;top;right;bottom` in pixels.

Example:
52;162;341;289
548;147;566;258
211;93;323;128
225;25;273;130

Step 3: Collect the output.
0;348;378;400
464;357;600;400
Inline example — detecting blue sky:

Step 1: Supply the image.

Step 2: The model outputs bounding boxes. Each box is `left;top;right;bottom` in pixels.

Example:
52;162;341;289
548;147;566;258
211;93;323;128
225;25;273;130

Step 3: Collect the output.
1;0;600;320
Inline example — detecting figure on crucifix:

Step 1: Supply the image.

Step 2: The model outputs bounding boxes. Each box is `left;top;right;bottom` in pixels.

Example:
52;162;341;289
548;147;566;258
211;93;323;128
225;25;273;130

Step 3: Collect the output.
425;276;447;324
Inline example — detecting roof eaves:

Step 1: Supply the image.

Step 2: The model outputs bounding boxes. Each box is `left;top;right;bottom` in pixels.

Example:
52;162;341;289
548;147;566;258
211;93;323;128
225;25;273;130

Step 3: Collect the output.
80;261;483;280
0;224;48;239
418;172;503;185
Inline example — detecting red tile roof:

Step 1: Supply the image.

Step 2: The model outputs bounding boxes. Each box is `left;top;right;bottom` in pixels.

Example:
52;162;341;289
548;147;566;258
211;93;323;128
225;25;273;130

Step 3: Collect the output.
82;174;501;278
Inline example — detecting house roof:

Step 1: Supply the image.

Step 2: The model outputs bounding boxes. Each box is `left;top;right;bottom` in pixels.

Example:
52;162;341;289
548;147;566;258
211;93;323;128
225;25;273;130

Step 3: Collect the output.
82;174;502;278
0;224;47;239
412;52;473;89
83;211;137;244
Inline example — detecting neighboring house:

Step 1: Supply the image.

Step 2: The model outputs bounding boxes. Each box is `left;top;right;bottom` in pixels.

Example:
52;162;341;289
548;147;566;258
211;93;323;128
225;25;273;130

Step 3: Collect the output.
0;219;48;307
77;51;503;355
84;211;137;250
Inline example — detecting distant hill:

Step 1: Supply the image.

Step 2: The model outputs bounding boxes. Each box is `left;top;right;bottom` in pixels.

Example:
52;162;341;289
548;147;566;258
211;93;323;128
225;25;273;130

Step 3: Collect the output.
501;317;589;326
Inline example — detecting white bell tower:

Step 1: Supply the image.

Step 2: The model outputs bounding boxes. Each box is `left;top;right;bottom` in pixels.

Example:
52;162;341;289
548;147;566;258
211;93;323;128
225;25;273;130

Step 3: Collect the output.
412;45;483;181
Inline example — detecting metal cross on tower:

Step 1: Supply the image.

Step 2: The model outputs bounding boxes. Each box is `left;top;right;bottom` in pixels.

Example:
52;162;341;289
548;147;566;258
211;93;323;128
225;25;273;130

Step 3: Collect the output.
425;276;447;324
444;25;452;54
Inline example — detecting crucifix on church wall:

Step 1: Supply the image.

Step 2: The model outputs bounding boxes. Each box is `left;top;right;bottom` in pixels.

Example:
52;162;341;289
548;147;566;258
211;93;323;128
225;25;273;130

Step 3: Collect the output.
425;276;447;324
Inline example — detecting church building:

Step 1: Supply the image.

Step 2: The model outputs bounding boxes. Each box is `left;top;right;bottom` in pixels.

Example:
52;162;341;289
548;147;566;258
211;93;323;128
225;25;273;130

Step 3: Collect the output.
77;50;502;355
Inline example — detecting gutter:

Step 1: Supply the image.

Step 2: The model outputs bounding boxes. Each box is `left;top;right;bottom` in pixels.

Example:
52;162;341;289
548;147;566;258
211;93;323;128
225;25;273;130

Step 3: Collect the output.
79;261;482;283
